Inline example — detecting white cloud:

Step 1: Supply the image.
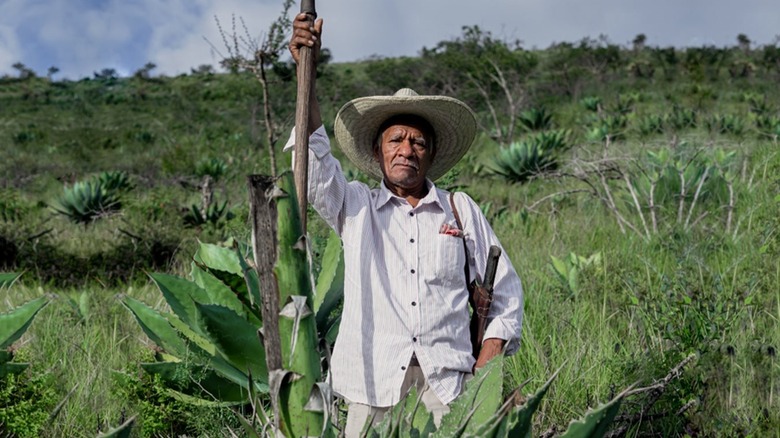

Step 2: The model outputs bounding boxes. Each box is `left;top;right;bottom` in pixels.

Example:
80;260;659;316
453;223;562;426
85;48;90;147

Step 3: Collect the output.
0;0;779;78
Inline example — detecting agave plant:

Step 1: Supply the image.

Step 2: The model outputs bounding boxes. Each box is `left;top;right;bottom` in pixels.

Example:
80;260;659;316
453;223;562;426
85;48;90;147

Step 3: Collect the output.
742;92;772;115
195;157;229;182
525;129;572;152
755;115;780;139
705;114;746;136
518;107;553;132
124;173;344;436
182;198;235;228
95;171;134;194
488;140;558;184
636;114;665;136
580;96;602;112
587;115;627;142
666;106;697;131
52;180;121;225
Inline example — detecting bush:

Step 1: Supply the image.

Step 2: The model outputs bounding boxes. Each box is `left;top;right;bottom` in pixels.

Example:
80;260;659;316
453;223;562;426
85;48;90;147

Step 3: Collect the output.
0;373;58;438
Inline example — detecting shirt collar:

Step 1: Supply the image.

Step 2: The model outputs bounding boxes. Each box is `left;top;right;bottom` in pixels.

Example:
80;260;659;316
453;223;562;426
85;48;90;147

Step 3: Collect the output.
375;179;445;212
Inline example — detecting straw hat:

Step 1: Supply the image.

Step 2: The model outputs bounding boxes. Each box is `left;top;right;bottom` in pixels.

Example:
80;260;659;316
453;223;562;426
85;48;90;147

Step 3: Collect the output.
333;88;477;181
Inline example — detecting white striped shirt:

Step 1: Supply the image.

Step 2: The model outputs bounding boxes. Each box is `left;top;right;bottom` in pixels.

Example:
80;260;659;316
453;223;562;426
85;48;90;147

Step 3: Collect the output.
284;126;523;407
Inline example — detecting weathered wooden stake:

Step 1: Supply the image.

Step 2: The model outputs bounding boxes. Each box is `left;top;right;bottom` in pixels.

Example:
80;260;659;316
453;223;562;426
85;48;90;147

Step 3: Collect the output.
247;175;282;372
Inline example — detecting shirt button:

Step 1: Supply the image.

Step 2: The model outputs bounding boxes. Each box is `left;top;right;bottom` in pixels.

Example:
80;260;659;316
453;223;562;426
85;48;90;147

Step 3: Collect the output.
401;366;406;370
410;269;415;274
409;212;414;217
410;238;415;243
413;337;417;342
411;301;417;306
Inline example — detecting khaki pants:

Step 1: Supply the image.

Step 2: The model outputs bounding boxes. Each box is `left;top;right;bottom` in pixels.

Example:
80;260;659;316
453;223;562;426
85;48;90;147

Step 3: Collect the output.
343;364;469;437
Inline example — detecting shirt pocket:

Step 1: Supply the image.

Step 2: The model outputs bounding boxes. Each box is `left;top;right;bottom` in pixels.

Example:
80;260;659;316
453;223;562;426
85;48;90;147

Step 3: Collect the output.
434;234;467;289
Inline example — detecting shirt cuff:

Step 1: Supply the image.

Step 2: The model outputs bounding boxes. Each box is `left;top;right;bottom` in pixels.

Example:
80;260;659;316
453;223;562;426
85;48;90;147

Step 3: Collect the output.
483;317;521;355
282;125;330;158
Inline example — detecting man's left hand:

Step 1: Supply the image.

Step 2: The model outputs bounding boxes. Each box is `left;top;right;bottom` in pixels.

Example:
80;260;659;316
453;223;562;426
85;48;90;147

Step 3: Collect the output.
474;338;506;371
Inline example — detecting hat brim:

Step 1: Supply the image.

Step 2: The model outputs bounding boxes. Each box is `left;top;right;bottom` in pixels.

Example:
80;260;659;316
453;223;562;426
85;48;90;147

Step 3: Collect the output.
334;94;477;181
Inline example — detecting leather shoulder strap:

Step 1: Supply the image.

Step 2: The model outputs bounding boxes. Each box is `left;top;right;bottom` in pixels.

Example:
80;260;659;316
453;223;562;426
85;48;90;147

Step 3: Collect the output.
449;192;471;284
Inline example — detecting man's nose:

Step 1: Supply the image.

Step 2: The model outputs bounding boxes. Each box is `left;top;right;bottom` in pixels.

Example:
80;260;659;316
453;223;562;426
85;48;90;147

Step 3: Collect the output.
397;139;414;156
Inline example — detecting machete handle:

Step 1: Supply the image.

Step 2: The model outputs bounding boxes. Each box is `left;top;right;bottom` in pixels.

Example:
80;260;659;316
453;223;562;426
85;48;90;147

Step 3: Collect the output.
483;245;501;291
300;0;317;18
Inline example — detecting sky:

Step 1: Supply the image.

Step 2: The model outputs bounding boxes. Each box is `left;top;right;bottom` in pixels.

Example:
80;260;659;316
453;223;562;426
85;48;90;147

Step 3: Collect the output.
0;0;778;80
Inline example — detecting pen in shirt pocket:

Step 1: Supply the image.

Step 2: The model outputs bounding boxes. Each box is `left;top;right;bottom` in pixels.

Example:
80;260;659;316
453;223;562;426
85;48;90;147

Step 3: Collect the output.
439;222;463;237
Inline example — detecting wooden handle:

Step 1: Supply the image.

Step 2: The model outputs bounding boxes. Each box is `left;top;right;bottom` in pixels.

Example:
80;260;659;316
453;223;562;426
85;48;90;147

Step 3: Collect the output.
300;0;316;17
293;0;317;232
483;245;501;291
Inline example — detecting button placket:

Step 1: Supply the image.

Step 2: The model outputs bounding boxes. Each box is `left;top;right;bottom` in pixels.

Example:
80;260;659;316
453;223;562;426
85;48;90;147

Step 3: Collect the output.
408;207;421;336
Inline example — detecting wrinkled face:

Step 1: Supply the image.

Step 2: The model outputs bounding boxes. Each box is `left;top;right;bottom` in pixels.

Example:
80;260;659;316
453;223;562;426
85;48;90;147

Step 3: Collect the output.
374;120;435;191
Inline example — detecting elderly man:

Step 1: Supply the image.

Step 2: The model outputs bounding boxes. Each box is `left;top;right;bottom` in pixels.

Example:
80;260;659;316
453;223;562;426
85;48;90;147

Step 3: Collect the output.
287;14;523;437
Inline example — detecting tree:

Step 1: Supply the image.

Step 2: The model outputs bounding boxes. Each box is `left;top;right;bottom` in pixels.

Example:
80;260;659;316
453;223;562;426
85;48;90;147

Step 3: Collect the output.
190;64;215;75
94;68;118;80
133;62;157;79
11;62;35;79
210;0;297;177
632;33;647;51
736;33;751;52
46;66;59;81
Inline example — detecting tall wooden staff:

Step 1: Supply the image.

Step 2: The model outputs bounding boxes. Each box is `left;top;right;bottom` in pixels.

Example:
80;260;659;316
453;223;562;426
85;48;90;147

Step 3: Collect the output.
293;0;317;232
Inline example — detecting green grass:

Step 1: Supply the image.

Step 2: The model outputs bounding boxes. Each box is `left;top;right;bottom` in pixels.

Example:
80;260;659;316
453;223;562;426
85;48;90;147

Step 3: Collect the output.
2;49;780;436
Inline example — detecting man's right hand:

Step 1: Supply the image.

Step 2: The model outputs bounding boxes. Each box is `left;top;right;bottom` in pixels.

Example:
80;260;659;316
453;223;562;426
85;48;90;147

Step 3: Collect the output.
289;13;323;65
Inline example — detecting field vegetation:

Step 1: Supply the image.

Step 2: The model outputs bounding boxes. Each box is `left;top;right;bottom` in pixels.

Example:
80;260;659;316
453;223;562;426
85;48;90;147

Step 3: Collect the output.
1;23;778;437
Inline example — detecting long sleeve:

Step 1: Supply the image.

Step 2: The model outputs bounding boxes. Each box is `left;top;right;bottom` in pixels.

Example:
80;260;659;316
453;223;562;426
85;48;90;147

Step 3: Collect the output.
454;192;524;355
283;125;357;235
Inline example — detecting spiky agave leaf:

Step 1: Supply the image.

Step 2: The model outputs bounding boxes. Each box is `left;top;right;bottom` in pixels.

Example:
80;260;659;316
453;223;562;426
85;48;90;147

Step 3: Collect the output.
557;387;627;438
0;296;49;350
488;140;558;184
432;356;503;437
518;107;553;132
95;170;133;194
52;180;121;225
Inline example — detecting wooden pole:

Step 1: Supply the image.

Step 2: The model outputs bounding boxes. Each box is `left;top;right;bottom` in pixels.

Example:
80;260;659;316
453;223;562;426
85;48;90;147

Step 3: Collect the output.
293;0;317;232
247;175;282;372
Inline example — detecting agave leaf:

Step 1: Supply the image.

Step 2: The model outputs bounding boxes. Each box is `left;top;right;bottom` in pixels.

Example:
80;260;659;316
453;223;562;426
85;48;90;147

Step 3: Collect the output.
314;230;344;324
196;303;268;383
0;350;11;365
0;296;49;349
234;412;265;438
0;272;21;288
149;273;209;333
0;362;29;378
191;262;252;322
194;242;243;274
97;415;136;438
324;314;341;345
141;361;249;403
121;296;187;356
495;367;561;437
235;245;263;310
558;388;626;438
433;356;503;437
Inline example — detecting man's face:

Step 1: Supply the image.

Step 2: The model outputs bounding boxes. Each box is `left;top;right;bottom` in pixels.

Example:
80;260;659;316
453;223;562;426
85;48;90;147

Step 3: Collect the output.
375;121;434;191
